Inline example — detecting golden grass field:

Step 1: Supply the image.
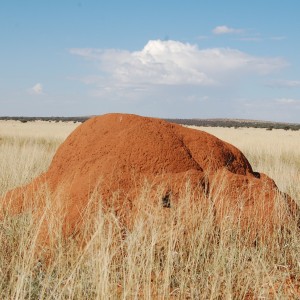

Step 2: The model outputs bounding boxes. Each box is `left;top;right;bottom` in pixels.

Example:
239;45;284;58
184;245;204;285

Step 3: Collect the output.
0;120;299;299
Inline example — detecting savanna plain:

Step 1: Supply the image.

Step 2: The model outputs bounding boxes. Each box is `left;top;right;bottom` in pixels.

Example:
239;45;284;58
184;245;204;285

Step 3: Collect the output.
0;120;299;299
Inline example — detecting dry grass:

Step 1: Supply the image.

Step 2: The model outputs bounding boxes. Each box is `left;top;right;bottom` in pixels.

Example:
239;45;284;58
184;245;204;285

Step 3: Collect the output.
0;121;299;299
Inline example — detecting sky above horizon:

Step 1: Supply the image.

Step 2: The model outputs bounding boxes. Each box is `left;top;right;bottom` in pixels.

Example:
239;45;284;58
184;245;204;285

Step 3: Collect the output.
1;0;300;123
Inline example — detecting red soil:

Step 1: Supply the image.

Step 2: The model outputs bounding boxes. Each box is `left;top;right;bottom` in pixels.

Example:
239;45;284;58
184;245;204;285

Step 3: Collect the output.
1;113;298;239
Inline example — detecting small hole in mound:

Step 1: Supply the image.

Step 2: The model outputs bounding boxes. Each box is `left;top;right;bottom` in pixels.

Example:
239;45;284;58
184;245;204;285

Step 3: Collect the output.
162;193;171;208
253;172;260;179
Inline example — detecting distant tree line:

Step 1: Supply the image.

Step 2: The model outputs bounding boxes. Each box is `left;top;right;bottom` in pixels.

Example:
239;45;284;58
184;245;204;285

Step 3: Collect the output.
0;116;88;123
0;116;299;130
165;118;300;131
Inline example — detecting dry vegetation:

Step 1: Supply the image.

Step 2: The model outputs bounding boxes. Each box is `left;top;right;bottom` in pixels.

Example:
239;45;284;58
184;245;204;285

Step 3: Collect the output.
0;121;299;299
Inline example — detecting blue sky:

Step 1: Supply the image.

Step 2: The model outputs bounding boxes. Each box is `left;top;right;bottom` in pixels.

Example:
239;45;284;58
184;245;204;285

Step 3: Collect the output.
1;0;300;122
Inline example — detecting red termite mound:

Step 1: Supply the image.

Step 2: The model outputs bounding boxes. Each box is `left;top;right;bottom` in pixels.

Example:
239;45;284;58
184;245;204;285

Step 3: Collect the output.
1;113;298;238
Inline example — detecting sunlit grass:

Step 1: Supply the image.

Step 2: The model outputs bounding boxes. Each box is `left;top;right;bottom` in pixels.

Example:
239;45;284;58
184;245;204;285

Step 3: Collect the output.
0;121;299;299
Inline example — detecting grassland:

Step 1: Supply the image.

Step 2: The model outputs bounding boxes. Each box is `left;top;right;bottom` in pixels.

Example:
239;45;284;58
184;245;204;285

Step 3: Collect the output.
0;121;299;299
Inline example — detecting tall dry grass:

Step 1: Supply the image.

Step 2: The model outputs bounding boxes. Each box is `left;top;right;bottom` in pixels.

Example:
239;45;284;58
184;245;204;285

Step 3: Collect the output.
0;121;299;299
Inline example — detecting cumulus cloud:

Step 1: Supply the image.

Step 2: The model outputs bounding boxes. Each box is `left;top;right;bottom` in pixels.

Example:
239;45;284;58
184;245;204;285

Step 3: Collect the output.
70;41;214;86
212;25;243;35
70;39;287;91
30;83;44;95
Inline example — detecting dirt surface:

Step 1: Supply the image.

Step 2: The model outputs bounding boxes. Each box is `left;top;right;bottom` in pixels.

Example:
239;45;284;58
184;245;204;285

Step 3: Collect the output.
1;113;298;240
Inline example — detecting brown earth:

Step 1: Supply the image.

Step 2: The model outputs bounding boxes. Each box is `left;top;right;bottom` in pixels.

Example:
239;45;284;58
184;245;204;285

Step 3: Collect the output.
1;113;299;241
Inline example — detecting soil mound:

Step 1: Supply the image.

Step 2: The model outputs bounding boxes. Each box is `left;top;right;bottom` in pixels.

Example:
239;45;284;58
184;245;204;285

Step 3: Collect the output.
1;113;298;239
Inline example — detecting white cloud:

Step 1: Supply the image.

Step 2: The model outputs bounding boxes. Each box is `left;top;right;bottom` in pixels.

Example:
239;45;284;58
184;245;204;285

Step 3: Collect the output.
70;39;287;91
212;25;243;35
70;41;215;86
30;83;44;95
